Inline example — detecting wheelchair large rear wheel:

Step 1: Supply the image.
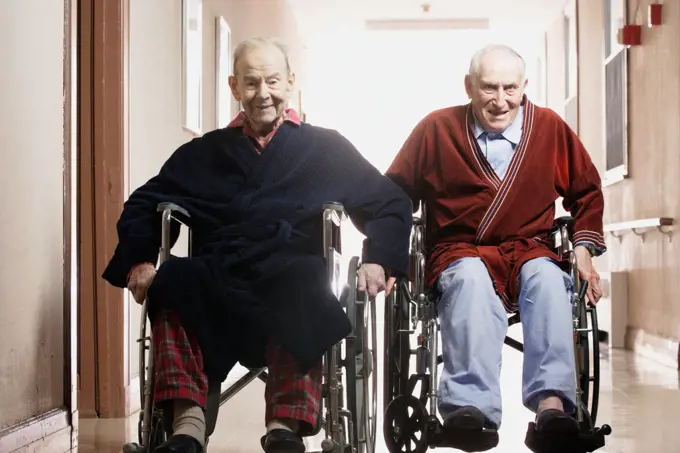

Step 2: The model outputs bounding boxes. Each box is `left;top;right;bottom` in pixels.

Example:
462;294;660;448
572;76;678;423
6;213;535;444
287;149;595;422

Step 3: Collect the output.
345;257;378;453
576;300;601;428
124;357;167;451
383;280;412;411
123;302;168;453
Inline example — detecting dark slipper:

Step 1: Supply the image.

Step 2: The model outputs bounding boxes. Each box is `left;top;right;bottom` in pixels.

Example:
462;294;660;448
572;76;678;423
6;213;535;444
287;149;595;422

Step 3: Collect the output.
441;406;499;452
260;429;305;453
153;434;203;453
443;406;496;431
535;409;580;435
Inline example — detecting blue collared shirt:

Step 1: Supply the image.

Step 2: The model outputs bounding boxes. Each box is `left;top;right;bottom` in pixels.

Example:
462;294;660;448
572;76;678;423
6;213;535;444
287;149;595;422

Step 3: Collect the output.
472;106;524;180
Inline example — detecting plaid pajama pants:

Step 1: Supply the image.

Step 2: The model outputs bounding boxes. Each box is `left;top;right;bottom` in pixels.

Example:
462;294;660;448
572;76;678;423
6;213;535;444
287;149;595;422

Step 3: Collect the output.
152;309;323;433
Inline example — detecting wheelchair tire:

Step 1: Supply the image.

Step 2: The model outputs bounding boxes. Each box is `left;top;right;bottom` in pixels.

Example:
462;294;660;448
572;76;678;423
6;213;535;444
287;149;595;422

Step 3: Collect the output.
575;294;603;430
345;256;378;453
383;280;412;412
585;306;601;426
576;296;591;413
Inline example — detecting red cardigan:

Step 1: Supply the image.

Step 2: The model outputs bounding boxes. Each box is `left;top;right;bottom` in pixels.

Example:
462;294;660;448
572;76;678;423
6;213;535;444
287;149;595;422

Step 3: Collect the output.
386;98;606;312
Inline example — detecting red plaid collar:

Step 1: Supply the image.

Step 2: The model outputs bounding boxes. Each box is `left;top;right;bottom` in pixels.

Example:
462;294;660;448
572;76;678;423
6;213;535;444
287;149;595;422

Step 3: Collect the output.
227;107;301;129
226;108;301;151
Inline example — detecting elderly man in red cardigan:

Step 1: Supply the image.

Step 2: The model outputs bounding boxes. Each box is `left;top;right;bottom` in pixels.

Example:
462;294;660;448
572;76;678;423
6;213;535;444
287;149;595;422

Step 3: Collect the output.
386;44;606;451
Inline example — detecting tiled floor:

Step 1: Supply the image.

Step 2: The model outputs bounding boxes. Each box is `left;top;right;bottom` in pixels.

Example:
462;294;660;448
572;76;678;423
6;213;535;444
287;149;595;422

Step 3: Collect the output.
79;302;680;453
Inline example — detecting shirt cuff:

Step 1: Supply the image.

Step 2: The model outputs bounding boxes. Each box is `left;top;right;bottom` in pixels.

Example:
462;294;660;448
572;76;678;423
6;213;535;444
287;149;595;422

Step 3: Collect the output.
573;241;605;257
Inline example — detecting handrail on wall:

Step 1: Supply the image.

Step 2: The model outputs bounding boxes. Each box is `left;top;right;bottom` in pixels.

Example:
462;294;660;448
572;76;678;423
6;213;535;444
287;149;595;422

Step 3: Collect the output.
604;217;674;242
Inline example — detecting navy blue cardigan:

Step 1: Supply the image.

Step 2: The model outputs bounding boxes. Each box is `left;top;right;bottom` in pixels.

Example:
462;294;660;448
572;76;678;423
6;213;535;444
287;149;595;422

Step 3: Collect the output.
102;122;412;380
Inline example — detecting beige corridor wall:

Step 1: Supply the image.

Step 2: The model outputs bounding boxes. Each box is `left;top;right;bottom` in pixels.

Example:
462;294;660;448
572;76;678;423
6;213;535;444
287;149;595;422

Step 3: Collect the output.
571;0;680;359
128;0;306;379
0;0;66;429
545;15;566;116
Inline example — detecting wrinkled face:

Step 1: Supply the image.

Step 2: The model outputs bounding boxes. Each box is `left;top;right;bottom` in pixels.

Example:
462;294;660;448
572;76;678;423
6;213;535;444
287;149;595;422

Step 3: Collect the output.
228;44;294;132
465;51;527;133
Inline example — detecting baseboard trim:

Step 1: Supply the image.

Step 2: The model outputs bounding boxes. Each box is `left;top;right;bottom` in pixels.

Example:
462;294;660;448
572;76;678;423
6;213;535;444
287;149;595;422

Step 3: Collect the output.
0;408;71;452
625;326;680;370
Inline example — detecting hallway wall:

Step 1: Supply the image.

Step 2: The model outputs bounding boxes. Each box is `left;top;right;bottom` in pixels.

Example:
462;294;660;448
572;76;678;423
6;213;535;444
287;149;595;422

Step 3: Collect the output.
548;0;680;366
0;0;67;432
545;13;567;118
128;0;306;384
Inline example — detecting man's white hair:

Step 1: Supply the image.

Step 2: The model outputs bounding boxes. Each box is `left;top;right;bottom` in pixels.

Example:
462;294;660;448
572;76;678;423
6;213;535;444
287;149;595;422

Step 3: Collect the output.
468;44;526;81
232;37;291;75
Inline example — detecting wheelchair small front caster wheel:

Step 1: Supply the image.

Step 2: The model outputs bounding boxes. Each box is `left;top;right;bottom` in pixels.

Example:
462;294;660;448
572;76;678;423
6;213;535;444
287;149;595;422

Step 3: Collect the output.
383;395;428;453
321;438;336;452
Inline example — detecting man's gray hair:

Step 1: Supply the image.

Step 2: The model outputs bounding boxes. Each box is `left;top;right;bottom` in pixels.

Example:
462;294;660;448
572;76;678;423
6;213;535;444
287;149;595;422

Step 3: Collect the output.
468;44;526;81
232;37;291;75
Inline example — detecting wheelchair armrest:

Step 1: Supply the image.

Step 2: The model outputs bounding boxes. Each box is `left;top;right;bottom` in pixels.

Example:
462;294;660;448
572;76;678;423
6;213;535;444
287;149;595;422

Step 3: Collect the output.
552;215;575;233
323;201;347;219
157;202;192;261
551;216;575;258
157;202;191;226
323;201;346;256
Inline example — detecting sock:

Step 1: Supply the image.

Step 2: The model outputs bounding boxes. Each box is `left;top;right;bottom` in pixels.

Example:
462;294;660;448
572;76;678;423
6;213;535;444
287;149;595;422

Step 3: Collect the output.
267;418;300;433
536;394;565;420
172;400;206;447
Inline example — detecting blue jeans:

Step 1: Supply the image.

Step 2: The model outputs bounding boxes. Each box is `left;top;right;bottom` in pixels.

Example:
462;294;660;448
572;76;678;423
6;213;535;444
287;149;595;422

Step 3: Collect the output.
436;257;576;428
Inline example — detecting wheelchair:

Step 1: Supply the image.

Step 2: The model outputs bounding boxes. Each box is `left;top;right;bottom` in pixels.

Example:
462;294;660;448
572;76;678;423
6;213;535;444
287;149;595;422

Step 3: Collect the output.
382;205;612;453
122;201;378;453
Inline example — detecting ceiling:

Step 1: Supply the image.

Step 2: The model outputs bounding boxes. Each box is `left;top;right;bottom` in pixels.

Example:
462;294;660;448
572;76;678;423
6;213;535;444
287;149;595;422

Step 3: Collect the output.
289;0;569;38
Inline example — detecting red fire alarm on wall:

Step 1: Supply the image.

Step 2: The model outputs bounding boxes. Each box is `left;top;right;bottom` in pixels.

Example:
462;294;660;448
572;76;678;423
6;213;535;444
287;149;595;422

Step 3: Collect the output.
618;24;642;46
648;3;663;27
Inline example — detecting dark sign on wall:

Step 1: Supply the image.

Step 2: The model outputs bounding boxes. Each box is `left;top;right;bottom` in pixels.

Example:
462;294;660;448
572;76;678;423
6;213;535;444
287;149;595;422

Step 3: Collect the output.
604;49;627;174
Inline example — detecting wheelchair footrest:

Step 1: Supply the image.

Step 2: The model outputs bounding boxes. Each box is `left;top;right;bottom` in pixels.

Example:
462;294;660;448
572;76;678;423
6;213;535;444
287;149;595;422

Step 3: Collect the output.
431;426;499;452
525;422;612;453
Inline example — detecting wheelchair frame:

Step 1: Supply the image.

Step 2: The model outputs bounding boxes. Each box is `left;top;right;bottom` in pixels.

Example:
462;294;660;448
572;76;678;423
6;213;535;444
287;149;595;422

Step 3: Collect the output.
383;205;611;453
122;202;378;453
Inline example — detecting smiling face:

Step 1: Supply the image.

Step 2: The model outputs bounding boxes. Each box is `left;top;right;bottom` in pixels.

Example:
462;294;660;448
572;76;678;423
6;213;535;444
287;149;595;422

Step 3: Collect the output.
228;42;294;134
465;48;527;133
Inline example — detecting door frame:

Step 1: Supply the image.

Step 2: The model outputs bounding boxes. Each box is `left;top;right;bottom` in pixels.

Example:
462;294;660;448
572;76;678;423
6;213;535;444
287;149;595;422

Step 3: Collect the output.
78;0;132;419
65;0;79;443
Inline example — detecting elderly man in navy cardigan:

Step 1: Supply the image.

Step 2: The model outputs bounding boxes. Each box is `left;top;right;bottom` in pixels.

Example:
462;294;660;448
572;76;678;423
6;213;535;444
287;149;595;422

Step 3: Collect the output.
103;37;412;453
